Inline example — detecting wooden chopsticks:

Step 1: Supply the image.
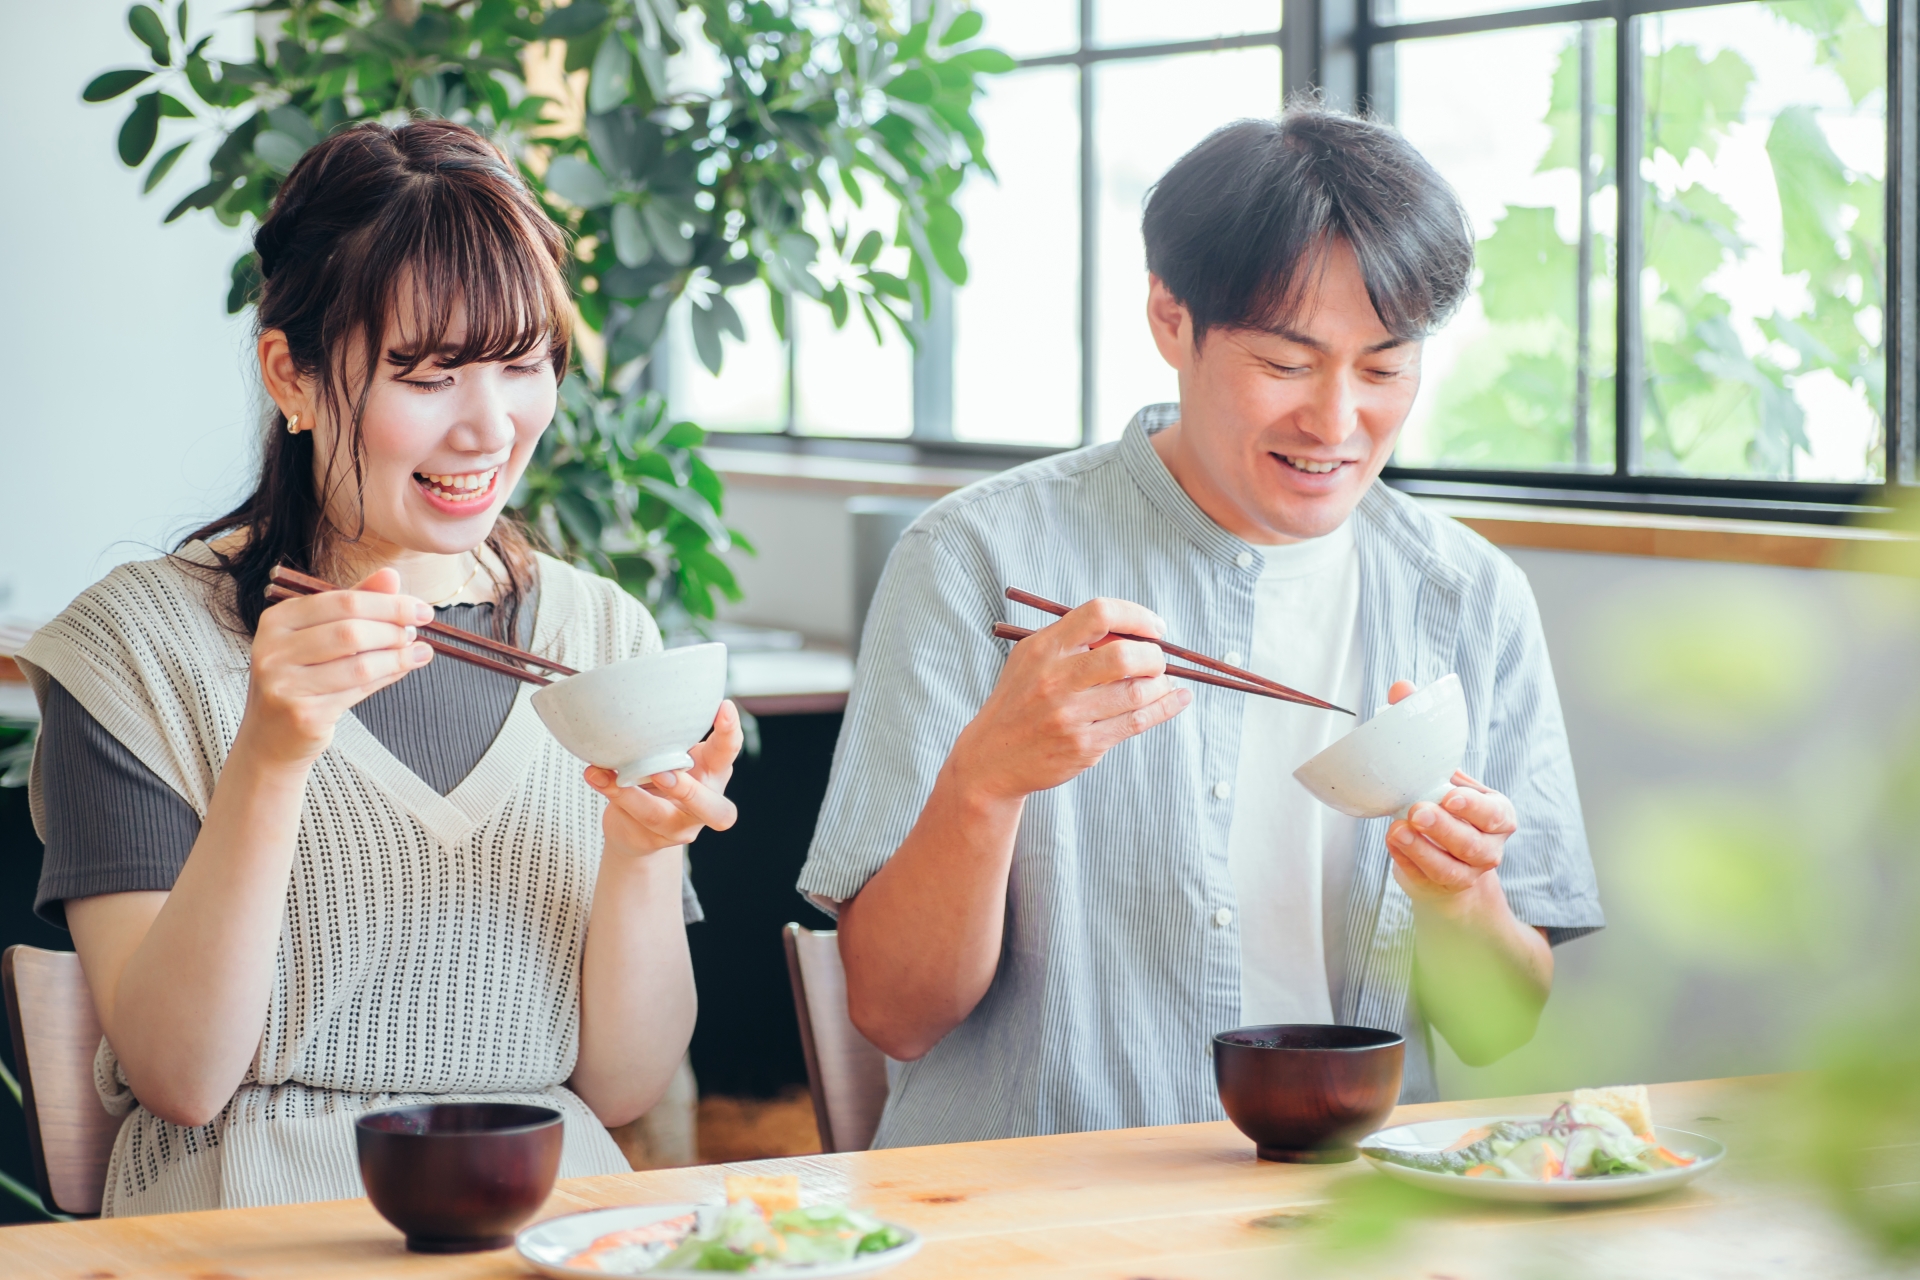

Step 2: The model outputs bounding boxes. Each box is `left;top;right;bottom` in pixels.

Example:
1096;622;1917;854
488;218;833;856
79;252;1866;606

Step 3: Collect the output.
999;587;1354;715
266;565;572;688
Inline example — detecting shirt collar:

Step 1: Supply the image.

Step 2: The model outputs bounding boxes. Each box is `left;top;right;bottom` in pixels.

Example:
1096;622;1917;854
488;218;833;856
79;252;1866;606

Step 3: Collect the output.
1117;404;1263;571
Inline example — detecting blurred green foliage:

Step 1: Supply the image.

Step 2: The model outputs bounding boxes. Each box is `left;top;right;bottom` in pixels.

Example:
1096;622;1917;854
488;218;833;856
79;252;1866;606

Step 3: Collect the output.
1416;1;1886;480
83;0;1009;620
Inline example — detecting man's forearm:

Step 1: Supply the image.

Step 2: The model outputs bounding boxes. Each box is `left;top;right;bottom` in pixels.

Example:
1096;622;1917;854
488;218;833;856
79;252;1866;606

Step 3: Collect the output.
836;763;1026;1061
1410;871;1552;1067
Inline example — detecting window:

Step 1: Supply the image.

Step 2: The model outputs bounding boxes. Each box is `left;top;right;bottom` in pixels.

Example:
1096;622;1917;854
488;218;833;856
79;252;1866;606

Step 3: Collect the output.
704;0;1917;519
693;2;1286;449
1352;0;1919;512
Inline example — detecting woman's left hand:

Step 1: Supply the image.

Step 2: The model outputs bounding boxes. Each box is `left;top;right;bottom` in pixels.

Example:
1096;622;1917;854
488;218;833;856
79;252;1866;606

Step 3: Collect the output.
587;700;744;857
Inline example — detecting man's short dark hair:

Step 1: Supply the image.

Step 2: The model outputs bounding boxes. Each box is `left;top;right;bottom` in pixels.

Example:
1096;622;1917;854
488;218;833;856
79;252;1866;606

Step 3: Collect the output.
1142;105;1474;344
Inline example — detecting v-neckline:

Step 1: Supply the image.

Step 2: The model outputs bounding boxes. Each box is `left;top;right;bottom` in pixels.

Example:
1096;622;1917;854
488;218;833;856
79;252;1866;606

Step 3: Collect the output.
328;568;573;847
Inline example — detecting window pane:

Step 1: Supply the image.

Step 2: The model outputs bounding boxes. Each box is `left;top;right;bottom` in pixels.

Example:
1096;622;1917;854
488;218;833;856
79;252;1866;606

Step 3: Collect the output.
792;301;914;437
1096;1;1280;47
972;0;1077;59
1392;22;1618;473
953;66;1081;446
666;282;787;432
793;181;916;438
1637;1;1887;482
1092;47;1282;442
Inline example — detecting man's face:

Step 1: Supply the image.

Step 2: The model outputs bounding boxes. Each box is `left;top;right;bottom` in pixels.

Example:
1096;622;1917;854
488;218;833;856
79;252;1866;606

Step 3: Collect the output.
1146;237;1422;543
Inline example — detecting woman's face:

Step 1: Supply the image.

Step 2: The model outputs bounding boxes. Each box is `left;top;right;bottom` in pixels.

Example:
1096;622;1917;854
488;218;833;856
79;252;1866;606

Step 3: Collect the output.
311;303;558;559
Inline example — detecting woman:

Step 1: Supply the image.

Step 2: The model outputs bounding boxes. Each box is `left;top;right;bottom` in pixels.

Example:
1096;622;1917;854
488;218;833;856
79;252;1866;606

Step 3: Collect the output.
15;119;738;1215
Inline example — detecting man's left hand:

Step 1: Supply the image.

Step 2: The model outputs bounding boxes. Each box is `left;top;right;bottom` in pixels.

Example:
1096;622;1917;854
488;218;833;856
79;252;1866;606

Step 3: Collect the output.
1381;680;1518;910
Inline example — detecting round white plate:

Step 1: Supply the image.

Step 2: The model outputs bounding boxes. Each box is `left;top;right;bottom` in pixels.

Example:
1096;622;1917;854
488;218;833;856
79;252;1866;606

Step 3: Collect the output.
515;1203;924;1279
1361;1115;1726;1203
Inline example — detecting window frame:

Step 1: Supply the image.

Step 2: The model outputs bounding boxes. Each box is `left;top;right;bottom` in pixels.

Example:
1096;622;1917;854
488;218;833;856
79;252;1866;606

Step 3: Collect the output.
706;0;1918;525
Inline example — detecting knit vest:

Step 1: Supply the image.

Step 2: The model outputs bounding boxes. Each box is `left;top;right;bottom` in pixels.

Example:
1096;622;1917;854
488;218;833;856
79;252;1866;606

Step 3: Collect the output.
17;544;653;1215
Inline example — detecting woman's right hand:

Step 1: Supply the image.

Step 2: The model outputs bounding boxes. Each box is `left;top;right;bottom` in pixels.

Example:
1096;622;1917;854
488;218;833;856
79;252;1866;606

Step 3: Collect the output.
241;567;435;768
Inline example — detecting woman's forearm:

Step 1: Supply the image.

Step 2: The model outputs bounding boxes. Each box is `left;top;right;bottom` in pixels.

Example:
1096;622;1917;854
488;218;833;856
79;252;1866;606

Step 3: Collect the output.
68;727;313;1127
1411;871;1553;1067
835;761;1026;1062
570;847;697;1127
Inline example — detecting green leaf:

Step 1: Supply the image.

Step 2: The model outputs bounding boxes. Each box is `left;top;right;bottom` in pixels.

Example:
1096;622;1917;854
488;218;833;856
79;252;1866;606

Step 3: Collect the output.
886;68;936;104
143;139;190;192
226;251;260;314
948;47;1018;75
689;299;724;374
84;68;153;102
850;229;883;266
128;4;171;64
253;129;307;175
540;1;608;38
924;200;967;284
939;10;984;45
165;176;224;222
176;0;189;39
664;420;707;450
610;203;653;267
588;34;632;114
266;105;319;147
609;295;672;366
866;269;910;301
544;154;612;208
118;92;160;166
157;93;193;118
553;488;607;546
1476;206;1575;327
1645;43;1753;163
586;106;663;184
641;476;732;550
640;201;691;266
709;292;744;341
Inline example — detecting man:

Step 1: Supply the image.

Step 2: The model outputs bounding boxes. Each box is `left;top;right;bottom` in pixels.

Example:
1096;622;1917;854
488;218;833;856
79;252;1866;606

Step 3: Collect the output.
796;106;1602;1147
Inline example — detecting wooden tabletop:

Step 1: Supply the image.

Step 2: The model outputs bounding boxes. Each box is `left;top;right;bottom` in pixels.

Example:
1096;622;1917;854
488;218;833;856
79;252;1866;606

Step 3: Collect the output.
2;1076;1892;1279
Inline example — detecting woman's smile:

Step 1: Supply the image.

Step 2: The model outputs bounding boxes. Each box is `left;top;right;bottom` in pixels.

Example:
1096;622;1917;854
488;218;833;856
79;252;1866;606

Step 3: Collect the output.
411;465;502;513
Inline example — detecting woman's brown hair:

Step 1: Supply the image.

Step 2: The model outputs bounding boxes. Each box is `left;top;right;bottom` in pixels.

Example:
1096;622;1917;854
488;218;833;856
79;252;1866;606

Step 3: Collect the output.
185;118;572;638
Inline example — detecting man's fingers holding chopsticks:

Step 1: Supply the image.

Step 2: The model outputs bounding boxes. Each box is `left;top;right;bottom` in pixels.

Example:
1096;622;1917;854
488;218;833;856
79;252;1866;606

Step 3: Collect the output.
1044;597;1168;654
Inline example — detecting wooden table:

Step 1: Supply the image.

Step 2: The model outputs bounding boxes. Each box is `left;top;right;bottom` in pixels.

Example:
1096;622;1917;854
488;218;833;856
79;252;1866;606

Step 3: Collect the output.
3;1077;1900;1279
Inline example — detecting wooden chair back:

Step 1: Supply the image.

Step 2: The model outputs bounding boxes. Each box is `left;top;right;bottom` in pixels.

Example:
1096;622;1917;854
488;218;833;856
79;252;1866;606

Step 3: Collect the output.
2;945;119;1216
782;924;889;1153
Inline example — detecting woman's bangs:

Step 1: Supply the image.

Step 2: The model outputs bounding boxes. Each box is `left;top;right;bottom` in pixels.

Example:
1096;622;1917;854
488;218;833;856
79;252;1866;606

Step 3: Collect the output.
383;181;571;373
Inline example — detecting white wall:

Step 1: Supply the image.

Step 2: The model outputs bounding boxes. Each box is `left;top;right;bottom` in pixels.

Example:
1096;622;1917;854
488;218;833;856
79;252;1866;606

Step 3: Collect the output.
717;479;1920;1097
0;2;256;621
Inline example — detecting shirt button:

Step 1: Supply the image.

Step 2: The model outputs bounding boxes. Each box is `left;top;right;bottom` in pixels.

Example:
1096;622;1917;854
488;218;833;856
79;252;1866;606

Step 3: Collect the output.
1224;651;1244;667
1212;780;1231;800
1234;550;1255;569
1213;907;1234;928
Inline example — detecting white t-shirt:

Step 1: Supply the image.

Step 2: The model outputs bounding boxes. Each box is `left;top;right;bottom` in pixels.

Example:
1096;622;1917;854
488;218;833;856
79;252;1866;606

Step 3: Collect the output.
1226;519;1365;1026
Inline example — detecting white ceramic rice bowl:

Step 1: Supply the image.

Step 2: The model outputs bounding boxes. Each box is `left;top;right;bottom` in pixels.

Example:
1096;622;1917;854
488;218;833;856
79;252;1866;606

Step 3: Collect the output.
531;642;727;787
1292;673;1467;819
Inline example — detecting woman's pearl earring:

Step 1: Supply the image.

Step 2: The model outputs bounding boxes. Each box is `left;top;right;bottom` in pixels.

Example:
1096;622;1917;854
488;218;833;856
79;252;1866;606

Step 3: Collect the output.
287;413;301;435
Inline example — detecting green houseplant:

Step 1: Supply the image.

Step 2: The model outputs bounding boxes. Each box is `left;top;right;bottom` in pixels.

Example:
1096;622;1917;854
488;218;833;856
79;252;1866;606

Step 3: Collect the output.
84;0;1009;619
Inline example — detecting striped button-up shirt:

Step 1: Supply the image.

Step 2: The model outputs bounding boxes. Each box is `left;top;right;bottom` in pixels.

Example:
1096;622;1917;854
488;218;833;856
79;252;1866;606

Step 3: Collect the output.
797;406;1603;1148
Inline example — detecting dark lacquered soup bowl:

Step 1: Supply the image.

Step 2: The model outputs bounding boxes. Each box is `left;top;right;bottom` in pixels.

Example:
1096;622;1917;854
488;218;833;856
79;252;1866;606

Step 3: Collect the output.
355;1102;564;1253
1213;1024;1405;1163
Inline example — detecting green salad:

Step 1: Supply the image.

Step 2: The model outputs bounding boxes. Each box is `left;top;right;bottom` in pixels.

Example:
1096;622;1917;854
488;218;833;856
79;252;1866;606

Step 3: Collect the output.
1363;1102;1697;1182
645;1202;908;1273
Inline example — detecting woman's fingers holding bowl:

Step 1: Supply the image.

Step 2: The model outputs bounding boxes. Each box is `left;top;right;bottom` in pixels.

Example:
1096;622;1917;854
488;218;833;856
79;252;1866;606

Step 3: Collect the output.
585;763;737;846
643;767;738;833
687;700;744;781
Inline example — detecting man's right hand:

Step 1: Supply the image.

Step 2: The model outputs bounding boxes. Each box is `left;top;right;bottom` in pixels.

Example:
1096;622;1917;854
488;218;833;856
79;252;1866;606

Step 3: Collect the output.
946;597;1192;802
